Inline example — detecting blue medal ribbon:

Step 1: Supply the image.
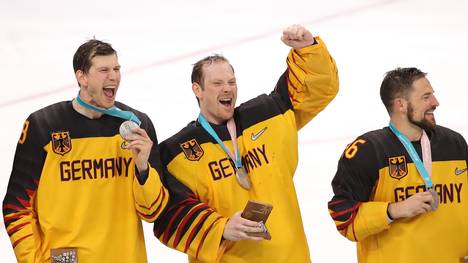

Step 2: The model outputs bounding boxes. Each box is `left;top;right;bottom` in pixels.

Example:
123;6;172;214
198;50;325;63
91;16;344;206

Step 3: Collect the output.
198;113;242;169
75;94;141;125
389;122;433;189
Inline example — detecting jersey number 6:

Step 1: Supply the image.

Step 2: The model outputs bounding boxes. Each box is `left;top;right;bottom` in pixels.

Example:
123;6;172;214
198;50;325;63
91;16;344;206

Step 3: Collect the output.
344;139;366;159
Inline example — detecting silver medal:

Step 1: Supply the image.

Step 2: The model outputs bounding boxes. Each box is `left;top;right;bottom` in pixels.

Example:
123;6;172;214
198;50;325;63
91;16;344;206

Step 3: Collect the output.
236;167;251;190
428;188;439;211
119;120;139;140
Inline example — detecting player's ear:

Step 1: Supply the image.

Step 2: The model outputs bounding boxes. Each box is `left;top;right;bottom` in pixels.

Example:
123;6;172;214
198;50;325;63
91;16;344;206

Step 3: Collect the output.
394;97;407;113
192;82;202;98
76;70;88;87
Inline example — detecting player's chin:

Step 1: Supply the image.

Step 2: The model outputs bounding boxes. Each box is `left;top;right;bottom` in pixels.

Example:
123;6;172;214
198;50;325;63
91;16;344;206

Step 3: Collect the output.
223;112;234;121
423;118;436;129
102;99;116;109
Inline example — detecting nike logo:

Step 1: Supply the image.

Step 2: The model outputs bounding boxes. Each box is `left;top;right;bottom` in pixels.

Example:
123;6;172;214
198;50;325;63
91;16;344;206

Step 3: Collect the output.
455;167;467;176
251;127;267;141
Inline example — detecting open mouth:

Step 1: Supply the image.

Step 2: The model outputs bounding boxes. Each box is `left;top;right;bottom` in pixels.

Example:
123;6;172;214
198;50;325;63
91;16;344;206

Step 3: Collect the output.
425;107;436;116
219;98;232;108
103;87;115;98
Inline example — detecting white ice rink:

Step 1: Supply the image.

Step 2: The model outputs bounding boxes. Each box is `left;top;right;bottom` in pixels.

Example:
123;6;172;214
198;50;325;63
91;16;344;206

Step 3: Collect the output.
1;0;467;262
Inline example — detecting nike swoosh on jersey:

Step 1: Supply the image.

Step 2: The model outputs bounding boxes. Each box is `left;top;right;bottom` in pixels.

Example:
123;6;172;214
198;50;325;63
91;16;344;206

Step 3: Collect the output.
455;167;467;176
251;127;267;141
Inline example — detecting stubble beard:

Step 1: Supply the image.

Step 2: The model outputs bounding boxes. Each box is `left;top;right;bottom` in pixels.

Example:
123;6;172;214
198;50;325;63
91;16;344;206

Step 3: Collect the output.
407;103;436;130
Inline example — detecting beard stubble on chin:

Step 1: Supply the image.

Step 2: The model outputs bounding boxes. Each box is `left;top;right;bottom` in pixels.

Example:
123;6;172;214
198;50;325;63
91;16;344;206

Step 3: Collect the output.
408;103;437;130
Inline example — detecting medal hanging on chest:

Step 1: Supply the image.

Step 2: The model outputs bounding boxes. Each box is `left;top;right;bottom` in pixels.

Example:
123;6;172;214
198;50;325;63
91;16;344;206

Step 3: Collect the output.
235;165;251;189
198;114;251;190
389;122;438;211
227;118;252;189
428;188;439;210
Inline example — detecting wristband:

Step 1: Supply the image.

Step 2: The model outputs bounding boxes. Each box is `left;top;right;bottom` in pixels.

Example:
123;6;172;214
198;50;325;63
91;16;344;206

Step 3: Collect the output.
386;204;394;223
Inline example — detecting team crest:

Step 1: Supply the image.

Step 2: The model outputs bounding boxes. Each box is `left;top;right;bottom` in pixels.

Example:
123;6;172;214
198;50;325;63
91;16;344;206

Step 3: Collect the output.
388;155;408;180
51;131;72;156
180;139;204;161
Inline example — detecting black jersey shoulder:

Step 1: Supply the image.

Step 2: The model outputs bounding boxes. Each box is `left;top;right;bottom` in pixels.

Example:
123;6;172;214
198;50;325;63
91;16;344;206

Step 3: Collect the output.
28;100;151;143
235;71;292;130
430;125;468;162
26;101;76;147
342;127;402;173
159;121;212;166
345;128;387;159
331;128;389;203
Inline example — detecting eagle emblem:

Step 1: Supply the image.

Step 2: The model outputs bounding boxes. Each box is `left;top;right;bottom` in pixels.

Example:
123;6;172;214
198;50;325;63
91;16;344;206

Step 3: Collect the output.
388;155;408;180
51;131;72;155
180;139;204;161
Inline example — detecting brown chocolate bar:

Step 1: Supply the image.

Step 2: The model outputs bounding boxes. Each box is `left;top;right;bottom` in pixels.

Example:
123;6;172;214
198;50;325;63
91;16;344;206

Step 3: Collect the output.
241;200;273;240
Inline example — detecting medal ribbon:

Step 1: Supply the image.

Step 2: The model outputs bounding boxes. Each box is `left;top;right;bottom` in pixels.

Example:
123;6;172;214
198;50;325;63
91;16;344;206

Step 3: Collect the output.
420;129;432;179
389;122;433;189
198;113;242;170
76;94;141;125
